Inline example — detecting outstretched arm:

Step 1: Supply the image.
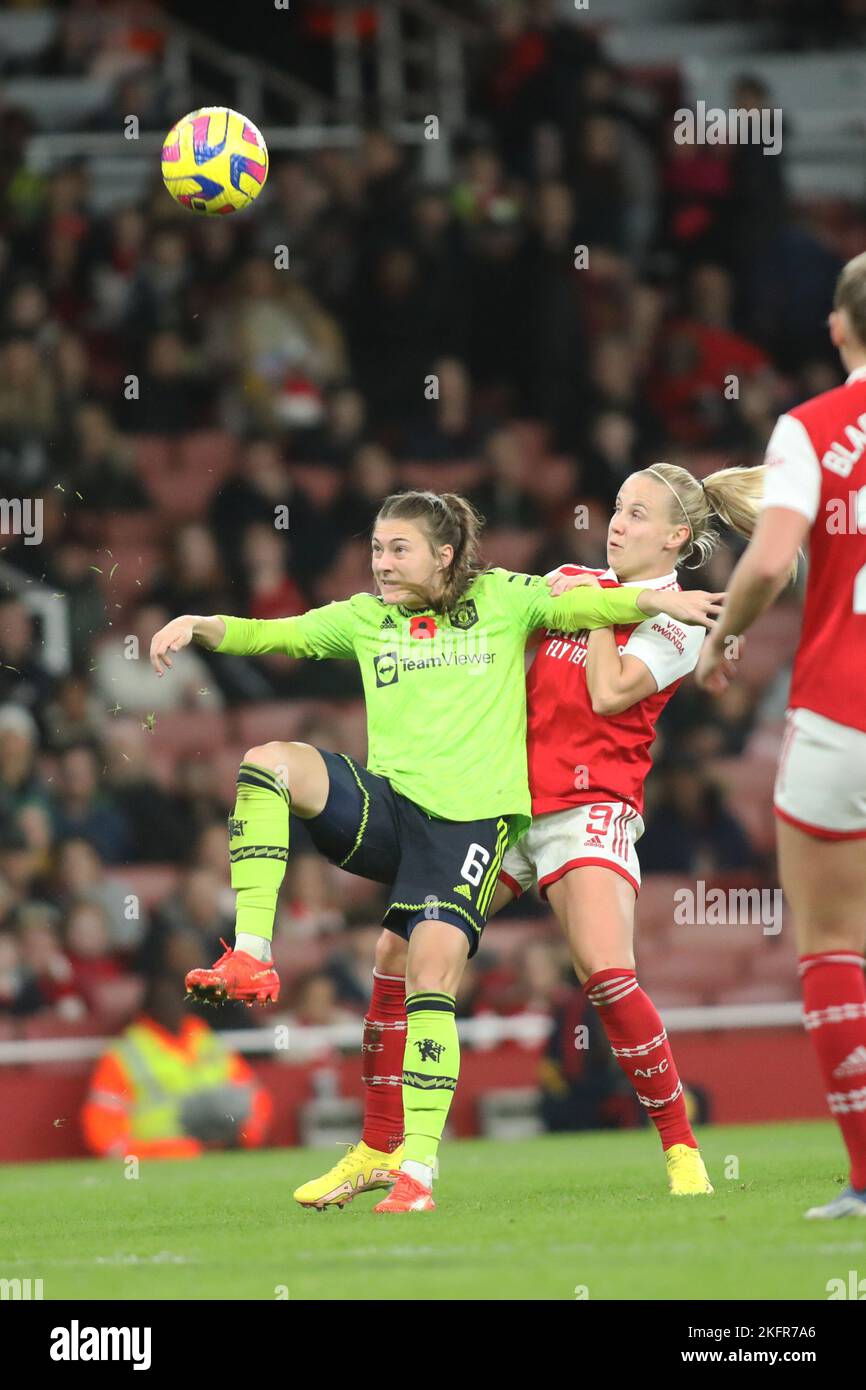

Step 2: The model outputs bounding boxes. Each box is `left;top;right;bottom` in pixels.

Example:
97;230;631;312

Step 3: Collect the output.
150;601;359;676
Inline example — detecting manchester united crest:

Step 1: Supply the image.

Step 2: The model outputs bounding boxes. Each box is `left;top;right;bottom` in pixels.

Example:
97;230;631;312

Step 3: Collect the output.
449;598;478;630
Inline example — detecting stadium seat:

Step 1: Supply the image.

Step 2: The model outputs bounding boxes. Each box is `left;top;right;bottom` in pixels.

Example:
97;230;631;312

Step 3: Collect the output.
325;863;386;910
711;980;800;1007
744;721;787;761
0;11;57;64
177;430;237;482
641;957;744;1002
645;984;707;1009
329;700;368;762
271;934;329;980
215;745;255;803
103;863;179;912
523;456;577;510
479;528;544;573
736;606;801;694
100;512;160;549
315;541;374;603
635;875;690;938
290;465;343;509
128;434;175;476
146;748;179;790
141;465;229;521
746;944;799;992
234;701;325;748
709;757;777;852
480;921;556;961
510;420;550;466
606;20;771;67
398;460;489;492
3;77;113;130
98;545;161;604
149;708;231;759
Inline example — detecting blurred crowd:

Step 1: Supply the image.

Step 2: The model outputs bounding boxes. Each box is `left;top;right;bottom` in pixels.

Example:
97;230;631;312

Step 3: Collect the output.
0;1;839;1036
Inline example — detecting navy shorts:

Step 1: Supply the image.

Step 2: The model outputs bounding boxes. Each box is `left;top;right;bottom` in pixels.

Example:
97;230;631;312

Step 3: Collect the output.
300;749;511;958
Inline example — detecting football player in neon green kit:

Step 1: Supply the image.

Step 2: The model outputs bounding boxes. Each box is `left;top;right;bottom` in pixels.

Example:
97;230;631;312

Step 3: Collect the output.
150;490;723;1212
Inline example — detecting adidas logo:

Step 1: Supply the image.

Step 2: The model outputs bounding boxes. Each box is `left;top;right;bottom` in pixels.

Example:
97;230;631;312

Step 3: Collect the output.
833;1045;866;1079
452;883;472;900
380;615;397;630
585;835;605;848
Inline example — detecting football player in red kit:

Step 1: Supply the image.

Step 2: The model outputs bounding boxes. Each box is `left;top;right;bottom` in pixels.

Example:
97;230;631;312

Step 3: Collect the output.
697;251;866;1219
294;461;767;1208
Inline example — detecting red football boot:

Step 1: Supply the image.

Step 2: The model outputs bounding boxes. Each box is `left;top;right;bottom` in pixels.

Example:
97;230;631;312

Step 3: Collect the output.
373;1171;435;1213
185;938;280;1006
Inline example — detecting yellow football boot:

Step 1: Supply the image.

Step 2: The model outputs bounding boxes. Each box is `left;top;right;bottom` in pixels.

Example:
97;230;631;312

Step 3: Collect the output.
293;1141;403;1209
665;1144;714;1195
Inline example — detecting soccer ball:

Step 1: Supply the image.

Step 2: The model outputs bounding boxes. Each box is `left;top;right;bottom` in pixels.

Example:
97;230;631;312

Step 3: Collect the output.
161;106;268;215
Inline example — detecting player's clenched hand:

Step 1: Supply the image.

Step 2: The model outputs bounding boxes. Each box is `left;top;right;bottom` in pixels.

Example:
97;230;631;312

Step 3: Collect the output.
545;567;601;597
652;590;726;631
150;616;196;676
695;634;744;696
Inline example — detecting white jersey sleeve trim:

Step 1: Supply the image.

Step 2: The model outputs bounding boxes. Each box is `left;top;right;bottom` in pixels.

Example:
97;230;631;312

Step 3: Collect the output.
622;614;705;691
760;414;821;523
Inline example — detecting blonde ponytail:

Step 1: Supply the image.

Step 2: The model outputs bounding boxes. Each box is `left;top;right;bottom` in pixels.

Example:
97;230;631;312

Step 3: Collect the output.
642;462;799;584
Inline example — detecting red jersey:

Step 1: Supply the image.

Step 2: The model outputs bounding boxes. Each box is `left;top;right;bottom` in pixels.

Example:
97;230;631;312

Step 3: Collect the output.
761;367;866;733
526;567;705;817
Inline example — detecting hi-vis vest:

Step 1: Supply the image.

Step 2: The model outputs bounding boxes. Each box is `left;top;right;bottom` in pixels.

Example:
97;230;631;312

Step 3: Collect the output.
113;1022;233;1142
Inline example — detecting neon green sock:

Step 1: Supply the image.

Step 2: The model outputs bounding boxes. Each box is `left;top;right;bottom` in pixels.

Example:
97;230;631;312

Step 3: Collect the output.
402;991;459;1169
228;762;290;943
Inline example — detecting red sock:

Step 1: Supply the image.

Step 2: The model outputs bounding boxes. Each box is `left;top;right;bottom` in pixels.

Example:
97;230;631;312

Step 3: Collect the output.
585;968;696;1151
361;970;406;1154
800;952;866;1190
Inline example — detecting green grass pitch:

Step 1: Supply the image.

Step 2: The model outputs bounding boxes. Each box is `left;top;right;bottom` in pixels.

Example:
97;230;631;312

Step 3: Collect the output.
1;1121;862;1300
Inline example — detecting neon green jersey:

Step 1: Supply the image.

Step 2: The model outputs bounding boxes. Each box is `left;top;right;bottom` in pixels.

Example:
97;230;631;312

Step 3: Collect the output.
215;568;648;846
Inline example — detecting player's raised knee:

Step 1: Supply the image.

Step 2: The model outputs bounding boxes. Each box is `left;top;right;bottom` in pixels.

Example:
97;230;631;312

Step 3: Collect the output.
244;740;293;770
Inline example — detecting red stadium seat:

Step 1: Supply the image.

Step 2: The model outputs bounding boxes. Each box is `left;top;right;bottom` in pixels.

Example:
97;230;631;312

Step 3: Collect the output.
177;430;236;482
128;434;174;475
641;956;745;1001
271;934;329;981
101;512;160;549
149;708;231;759
479;528;544;573
97;545;161;604
736;604;801;694
635;875;690;938
290;465;343;509
102;863;180;911
712;980;800;1006
523;455;575;505
709;757;777;853
646;985;709;1009
325;863;386;910
480;920;557;961
743;720;787;761
510;420;550;465
315;541;374;603
329;700;368;762
215;745;253;803
398;460;489;493
234;701;325;749
746;942;800;991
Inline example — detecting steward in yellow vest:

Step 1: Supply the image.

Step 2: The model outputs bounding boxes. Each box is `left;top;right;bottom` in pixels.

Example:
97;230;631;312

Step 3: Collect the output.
83;977;272;1157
